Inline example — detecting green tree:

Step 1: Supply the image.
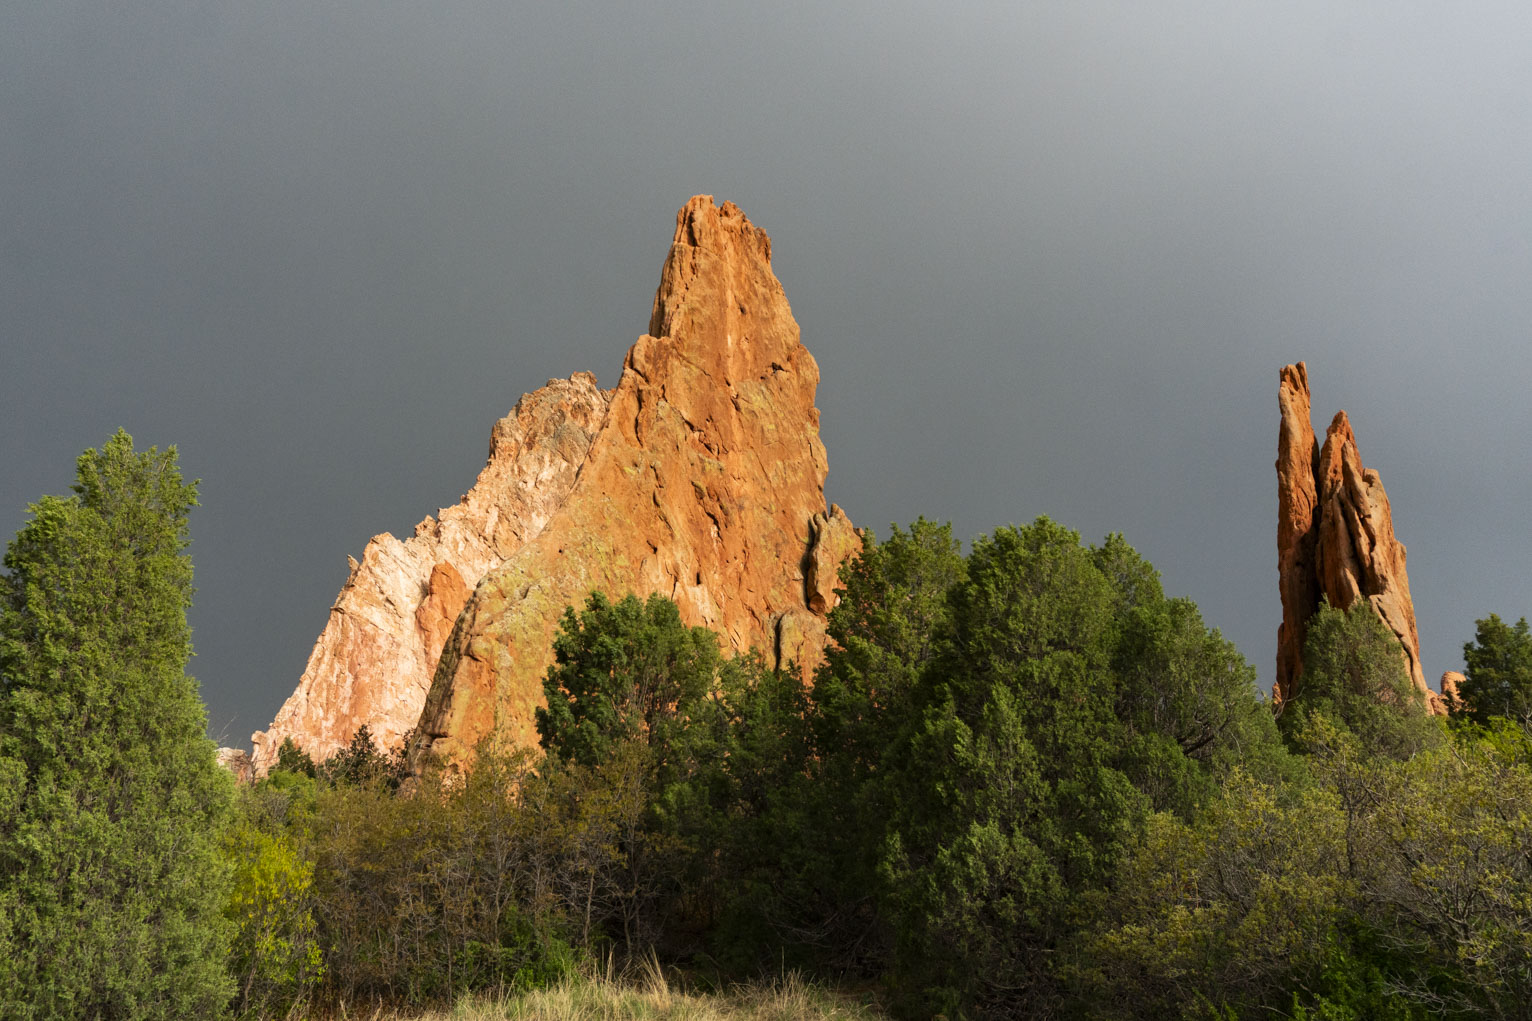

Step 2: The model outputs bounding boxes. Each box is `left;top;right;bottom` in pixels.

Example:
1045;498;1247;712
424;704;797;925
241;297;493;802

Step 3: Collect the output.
1459;613;1532;727
534;591;729;949
811;519;966;778
0;430;234;1018
316;723;410;789
842;519;1295;1017
794;519;966;968
1109;586;1294;816
674;652;822;970
536;591;721;778
1282;601;1439;760
275;736;316;778
878;517;1143;1017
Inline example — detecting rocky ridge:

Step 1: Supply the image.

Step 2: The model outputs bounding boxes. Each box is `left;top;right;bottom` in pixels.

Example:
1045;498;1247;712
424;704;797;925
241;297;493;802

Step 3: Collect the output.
256;197;860;774
1274;362;1444;715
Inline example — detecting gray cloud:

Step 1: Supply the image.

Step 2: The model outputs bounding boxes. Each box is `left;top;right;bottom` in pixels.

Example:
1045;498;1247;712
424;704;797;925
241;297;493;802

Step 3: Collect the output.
3;1;1529;744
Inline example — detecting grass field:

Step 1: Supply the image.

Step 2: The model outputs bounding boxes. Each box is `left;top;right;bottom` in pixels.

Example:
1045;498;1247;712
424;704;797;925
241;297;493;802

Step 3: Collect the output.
323;964;889;1021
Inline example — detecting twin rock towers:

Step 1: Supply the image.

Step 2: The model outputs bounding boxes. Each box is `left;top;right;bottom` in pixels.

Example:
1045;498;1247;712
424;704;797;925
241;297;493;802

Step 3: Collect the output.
242;197;1447;779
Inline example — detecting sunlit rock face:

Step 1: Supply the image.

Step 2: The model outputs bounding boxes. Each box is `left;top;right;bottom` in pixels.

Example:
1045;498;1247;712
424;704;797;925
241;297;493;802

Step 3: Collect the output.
1274;362;1441;715
253;197;859;776
1275;363;1322;709
250;373;612;773
408;196;860;772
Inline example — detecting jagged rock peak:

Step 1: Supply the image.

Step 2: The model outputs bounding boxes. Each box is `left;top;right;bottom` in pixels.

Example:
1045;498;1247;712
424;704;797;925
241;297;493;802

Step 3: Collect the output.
1274;364;1438;715
250;373;613;773
408;196;860;773
648;197;772;341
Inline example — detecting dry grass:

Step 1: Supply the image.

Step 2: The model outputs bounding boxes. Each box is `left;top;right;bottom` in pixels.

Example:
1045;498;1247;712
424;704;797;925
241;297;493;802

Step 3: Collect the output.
327;956;887;1021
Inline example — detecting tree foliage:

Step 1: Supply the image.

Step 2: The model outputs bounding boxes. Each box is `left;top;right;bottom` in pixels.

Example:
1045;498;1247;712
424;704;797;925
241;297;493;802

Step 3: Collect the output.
1459;613;1532;727
1281;601;1440;760
536;591;722;776
223;819;323;1018
1083;770;1354;1018
0;430;233;1019
198;516;1532;1020
876;519;1138;1015
843;517;1289;1017
8;434;1521;1021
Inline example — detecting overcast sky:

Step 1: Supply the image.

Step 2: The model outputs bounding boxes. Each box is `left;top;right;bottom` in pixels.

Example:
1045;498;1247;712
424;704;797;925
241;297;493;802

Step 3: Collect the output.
3;2;1529;747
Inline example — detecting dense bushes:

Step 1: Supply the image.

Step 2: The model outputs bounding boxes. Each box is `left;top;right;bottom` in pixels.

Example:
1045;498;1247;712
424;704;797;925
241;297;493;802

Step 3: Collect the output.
304;751;580;1002
246;517;1522;1020
11;433;1532;1020
223;818;323;1017
229;743;636;1013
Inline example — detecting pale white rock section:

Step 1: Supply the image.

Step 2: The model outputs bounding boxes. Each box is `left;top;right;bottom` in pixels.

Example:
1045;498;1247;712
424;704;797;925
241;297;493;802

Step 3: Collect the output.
250;374;613;773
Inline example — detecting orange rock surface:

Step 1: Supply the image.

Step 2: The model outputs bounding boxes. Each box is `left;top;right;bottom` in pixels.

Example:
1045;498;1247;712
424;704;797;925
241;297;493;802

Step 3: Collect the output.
1273;363;1439;714
251;373;612;772
408;196;861;771
1275;363;1322;704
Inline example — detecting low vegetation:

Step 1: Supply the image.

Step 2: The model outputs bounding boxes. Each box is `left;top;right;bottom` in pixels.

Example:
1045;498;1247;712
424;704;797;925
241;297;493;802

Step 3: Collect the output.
6;434;1532;1018
364;966;886;1021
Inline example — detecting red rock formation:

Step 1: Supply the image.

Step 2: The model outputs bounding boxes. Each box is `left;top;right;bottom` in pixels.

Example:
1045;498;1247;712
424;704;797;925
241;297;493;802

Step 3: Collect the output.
1313;410;1429;701
251;374;612;773
408;196;861;772
1274;363;1439;714
1275;363;1321;704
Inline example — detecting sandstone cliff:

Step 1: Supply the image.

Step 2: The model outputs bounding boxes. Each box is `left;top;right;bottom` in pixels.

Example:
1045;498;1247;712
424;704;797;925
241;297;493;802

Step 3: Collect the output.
1273;363;1441;714
408;196;860;772
250;374;612;773
256;197;860;775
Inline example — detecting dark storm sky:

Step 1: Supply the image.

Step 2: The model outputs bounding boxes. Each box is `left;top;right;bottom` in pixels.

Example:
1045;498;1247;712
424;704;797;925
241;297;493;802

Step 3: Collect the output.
3;2;1529;747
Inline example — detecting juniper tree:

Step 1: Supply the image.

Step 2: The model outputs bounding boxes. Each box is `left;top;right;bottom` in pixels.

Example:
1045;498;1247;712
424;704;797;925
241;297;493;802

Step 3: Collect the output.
1460;613;1532;728
0;430;233;1019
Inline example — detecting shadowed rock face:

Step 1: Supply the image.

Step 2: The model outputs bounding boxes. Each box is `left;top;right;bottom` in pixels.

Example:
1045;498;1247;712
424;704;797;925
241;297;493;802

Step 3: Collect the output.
251;374;612;773
1274;363;1441;714
408;196;860;772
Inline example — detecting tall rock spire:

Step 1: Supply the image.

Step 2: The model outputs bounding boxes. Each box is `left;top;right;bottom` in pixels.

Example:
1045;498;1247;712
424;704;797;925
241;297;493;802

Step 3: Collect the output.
1273;363;1440;713
1313;409;1428;700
